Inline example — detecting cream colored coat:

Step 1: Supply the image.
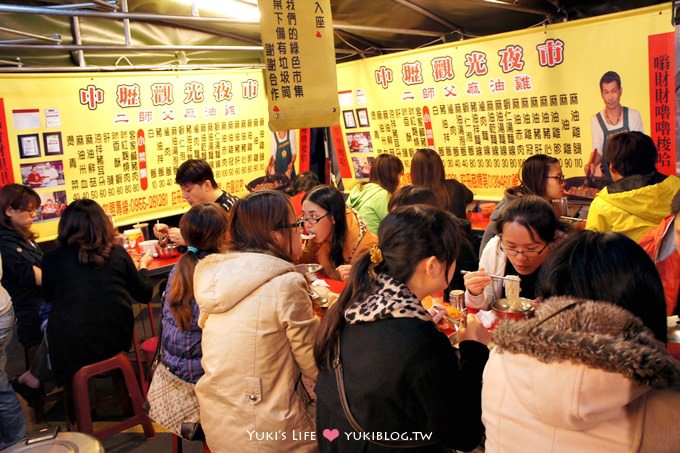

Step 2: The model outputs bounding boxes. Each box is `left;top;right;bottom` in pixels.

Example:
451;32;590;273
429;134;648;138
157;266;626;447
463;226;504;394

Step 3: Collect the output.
482;297;680;453
194;252;319;452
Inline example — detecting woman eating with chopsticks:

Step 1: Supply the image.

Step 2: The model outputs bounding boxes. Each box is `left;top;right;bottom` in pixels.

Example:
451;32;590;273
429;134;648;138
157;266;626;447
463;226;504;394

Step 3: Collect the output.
464;196;570;310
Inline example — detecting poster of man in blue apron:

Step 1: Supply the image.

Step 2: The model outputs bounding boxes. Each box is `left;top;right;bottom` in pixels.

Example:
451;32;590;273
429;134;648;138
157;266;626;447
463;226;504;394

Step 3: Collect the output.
584;71;643;180
267;129;297;180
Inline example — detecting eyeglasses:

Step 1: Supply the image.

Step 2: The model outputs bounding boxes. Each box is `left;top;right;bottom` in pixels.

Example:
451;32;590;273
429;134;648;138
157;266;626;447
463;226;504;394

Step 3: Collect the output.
499;240;548;257
545;174;565;182
302;213;330;225
22;208;38;216
276;219;305;231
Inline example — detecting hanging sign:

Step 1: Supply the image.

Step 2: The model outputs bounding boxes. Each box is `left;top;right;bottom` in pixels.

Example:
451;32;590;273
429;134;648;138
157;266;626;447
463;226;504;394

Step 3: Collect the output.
259;0;340;130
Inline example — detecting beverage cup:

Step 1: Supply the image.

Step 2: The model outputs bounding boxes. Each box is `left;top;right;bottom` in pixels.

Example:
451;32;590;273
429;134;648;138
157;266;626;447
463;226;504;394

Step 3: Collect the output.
552;197;569;217
123;228;143;250
134;222;149;241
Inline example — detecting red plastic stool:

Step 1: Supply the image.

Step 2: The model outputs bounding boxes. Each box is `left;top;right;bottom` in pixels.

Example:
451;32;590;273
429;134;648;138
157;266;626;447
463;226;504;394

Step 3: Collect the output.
70;352;155;441
140;336;158;373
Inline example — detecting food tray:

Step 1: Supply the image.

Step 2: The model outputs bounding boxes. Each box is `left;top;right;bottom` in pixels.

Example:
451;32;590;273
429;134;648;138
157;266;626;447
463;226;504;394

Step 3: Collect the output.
563;176;609;200
246;175;290;192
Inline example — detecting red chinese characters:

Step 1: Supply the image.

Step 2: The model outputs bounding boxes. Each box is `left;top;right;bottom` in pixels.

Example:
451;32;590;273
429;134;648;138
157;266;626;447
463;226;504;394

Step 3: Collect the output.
116;84;141;108
241;79;259;99
375;66;394;89
498;45;525;73
536;39;565;68
213;80;233;101
151;83;174;106
79;85;104;110
431;56;454;82
402;61;423;85
183;81;204;103
465;51;488;77
489;78;506;93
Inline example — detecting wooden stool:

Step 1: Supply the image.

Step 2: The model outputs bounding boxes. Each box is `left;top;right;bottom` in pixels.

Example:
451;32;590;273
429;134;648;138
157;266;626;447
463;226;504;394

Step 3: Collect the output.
70;352;155;440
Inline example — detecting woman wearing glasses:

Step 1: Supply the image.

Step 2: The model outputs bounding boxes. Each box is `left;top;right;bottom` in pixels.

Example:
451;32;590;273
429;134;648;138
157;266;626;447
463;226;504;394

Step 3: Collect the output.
300;185;377;281
0;184;45;357
464;196;570;310
193;191;319;452
479;154;566;255
483;231;679;452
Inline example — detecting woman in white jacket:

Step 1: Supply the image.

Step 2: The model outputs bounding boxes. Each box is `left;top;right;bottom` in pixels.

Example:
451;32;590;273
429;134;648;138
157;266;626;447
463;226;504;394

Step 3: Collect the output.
464;196;569;310
193;191;319;452
483;231;680;452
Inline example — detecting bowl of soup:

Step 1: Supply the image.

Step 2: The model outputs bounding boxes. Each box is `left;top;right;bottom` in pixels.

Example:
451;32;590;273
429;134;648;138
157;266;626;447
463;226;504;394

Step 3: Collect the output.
492;297;535;321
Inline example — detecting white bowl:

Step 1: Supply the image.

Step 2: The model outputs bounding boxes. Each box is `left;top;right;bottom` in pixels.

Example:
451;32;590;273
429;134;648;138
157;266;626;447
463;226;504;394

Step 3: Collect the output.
138;240;158;254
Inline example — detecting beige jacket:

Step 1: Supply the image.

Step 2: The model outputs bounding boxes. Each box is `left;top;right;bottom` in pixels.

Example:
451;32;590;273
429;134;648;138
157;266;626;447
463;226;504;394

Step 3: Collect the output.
483;297;680;453
194;252;319;452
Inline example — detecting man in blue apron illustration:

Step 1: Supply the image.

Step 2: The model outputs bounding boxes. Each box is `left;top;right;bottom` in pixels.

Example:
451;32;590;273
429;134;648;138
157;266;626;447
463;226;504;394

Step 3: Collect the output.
584;71;643;180
267;130;297;179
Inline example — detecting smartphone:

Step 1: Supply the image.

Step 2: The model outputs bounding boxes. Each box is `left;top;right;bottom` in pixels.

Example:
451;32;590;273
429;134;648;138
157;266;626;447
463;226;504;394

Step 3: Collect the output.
26;425;59;444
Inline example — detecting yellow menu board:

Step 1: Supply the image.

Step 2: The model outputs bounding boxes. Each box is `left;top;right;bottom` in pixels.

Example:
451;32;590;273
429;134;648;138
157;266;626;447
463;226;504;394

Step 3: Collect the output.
0;69;270;241
334;4;674;197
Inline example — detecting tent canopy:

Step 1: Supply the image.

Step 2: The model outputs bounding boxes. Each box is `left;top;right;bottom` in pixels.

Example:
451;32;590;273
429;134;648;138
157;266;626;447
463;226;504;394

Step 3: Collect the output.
0;0;669;72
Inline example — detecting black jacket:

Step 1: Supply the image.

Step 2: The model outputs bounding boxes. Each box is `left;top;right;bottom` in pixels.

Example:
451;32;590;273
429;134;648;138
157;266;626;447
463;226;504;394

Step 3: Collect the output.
0;226;44;346
443;179;474;220
316;317;489;452
45;245;153;385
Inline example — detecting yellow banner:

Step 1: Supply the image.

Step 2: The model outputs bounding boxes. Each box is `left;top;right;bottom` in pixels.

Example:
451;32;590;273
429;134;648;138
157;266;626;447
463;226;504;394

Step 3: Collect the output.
259;0;340;130
334;4;674;198
0;69;271;241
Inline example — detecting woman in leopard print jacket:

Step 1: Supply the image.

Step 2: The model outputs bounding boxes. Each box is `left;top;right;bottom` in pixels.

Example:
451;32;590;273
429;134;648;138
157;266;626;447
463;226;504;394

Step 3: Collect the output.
314;205;490;452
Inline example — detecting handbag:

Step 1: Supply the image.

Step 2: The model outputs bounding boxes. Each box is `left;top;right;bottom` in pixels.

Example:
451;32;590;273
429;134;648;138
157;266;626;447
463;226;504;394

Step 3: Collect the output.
145;305;201;439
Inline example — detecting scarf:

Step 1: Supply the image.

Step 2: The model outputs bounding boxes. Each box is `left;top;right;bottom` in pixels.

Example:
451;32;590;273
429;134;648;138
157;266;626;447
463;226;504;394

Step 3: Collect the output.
344;273;431;324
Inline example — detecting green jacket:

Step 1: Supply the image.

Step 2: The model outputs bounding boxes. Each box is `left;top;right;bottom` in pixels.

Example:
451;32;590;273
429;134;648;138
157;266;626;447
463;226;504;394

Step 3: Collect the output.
347;182;390;235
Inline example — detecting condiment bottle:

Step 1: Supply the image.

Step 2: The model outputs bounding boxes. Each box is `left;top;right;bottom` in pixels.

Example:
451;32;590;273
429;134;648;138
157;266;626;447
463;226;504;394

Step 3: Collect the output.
449;289;465;312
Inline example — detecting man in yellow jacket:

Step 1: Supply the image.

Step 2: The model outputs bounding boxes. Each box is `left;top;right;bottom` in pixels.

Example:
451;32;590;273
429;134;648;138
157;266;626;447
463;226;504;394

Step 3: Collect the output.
586;131;680;241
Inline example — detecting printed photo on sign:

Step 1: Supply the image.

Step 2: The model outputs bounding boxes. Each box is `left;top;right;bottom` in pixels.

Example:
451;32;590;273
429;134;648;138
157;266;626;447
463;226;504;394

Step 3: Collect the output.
18;134;41;158
20;160;65;189
43;132;63;156
351;156;375;179
36;190;67;222
356;108;370;127
342;110;357;129
346;132;372;153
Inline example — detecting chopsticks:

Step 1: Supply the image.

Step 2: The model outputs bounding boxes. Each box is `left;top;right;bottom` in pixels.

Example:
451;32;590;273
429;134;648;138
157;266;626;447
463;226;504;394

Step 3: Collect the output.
461;270;519;282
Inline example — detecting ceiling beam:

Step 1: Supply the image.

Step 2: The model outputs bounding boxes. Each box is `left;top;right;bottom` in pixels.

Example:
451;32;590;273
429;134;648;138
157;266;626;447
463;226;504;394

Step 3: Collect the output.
0;26;61;43
0;44;263;51
393;0;464;33
470;0;555;16
0;4;259;25
333;23;441;37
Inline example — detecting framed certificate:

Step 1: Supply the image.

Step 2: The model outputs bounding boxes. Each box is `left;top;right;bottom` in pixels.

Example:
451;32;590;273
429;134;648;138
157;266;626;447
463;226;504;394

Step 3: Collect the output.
343;110;357;129
18;134;41;158
43;132;64;156
356;108;370;127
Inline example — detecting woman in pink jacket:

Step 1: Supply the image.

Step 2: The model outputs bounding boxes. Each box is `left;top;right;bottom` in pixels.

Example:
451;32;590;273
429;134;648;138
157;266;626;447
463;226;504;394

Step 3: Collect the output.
482;231;680;453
